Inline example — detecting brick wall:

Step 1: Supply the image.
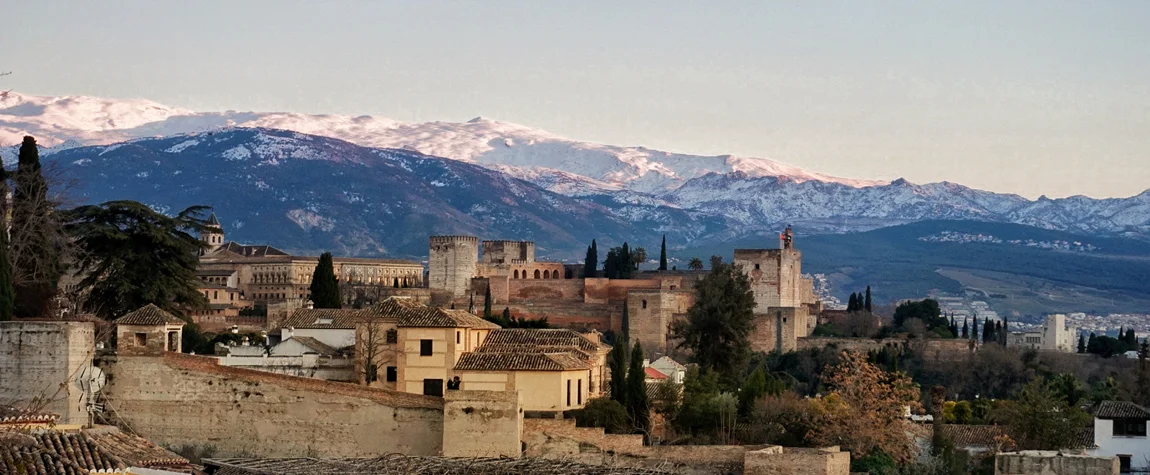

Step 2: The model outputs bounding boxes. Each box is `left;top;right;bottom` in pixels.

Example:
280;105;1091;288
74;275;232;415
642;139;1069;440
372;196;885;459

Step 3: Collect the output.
99;353;444;457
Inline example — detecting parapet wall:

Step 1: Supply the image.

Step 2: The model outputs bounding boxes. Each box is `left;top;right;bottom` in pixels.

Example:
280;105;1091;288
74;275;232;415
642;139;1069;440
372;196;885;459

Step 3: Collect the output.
0;321;95;425
443;390;522;458
744;446;850;475
995;451;1118;475
99;353;444;457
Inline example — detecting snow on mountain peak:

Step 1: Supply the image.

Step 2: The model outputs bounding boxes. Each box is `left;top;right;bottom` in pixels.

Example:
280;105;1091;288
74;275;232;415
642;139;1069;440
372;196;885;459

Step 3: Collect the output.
0;91;884;193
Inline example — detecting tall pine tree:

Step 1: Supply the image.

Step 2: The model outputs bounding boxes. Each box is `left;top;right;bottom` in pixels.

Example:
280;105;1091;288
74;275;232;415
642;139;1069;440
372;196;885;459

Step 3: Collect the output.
625;340;650;433
483;284;493;318
621;300;630;343
0;166;12;321
971;317;979;341
309;252;341;308
658;234;668;271
608;339;628;405
1077;334;1086;354
621;242;632;279
847;293;858;312
864;286;873;312
961;320;969;339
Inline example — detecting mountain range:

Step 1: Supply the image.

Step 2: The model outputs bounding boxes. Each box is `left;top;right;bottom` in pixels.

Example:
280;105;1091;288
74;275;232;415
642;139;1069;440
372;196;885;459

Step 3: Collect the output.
4;91;1149;245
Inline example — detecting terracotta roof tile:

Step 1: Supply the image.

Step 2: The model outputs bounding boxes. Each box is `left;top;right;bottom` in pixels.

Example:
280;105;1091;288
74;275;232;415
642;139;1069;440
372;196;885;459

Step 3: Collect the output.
279;309;367;330
454;351;591;371
1094;400;1150;419
936;424;1007;449
85;428;190;468
481;329;606;353
115;304;186;326
0;405;60;424
366;298;497;329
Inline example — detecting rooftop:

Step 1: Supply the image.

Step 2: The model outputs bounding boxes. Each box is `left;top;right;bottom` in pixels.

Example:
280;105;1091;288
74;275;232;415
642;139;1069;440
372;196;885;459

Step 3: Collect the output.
480;328;606;353
280;308;365;330
454;351;591;371
204;455;677;474
0;405;59;424
0;427;194;475
1094;400;1150;419
367;298;500;329
115;304;187;326
644;367;668;380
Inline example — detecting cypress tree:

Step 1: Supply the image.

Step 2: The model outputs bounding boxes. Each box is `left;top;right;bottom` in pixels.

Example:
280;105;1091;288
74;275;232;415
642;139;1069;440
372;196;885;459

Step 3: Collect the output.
621;300;630;343
0;166;12;321
621;242;632;279
658;234;668;271
502;306;512;324
848;293;858;312
608;339;628;405
995;321;1004;345
864;286;872;312
12;136;63;318
961;320;969;339
1001;318;1009;345
309;252;341;308
483;284;493;318
982;318;992;344
584;240;599;278
625;340;649;433
1077;334;1086;354
971;317;979;341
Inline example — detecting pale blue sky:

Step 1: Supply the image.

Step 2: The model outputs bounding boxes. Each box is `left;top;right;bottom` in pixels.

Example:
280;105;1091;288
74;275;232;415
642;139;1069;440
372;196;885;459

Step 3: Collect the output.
6;1;1150;198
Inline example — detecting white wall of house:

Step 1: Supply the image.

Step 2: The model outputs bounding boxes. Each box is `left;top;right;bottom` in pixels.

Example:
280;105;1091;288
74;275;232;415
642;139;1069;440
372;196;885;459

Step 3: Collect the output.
1089;418;1150;470
281;328;354;349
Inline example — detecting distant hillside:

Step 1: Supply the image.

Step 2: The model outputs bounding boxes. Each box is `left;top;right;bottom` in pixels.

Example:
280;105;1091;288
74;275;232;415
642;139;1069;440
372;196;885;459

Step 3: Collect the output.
680;220;1150;315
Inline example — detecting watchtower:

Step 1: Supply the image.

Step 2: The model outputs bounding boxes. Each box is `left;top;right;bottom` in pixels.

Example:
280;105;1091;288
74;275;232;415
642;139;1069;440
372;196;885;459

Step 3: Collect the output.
200;212;225;251
429;236;479;298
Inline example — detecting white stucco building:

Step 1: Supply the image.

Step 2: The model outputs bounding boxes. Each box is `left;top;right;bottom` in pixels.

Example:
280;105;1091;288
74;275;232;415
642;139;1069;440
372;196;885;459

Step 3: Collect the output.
1007;313;1076;352
1087;401;1150;473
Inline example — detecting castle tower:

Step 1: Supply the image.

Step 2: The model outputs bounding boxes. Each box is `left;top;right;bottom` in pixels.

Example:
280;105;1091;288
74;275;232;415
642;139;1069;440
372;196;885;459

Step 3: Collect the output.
201;212;225;250
429;236;479;298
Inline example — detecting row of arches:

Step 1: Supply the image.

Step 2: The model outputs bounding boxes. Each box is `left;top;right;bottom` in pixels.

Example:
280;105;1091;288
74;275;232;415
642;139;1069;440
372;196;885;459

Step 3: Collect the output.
512;269;562;279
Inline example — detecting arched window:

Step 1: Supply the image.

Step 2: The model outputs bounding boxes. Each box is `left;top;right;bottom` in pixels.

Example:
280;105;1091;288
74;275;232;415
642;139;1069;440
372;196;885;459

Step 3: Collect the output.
514;270;519;279
542;270;549;279
534;270;541;279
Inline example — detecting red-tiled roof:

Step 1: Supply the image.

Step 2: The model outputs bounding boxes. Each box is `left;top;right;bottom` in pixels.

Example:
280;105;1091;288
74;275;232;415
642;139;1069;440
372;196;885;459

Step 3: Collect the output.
481;328;606;353
115;304;186;326
367;298;499;329
644;367;668;380
454;351;591;371
1094;400;1150;419
936;424;1007;449
279;308;366;330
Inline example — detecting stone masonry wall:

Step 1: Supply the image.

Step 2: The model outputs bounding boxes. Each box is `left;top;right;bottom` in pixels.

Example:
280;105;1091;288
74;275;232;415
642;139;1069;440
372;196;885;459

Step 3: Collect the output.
744;446;850;475
0;321;94;425
429;236;478;298
99;353;444;457
442;390;522;458
995;452;1118;475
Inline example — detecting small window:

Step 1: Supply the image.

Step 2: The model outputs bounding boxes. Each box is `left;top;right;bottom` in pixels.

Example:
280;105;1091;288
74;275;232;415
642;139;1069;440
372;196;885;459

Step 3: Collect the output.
420;339;433;356
423;379;444;397
1119;455;1131;473
566;379;572;406
642;300;647;309
135;332;147;346
456;331;461;344
754;263;760;270
577;379;583;405
213;291;218;299
386;366;397;382
385;329;398;344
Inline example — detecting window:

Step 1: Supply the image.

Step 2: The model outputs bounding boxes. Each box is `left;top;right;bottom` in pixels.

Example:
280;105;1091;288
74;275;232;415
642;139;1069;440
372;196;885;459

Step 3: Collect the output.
135;332;147;346
641;300;647;309
566;379;572;406
386;366;397;382
420;339;433;356
385;329;398;344
1113;419;1148;437
754;264;760;270
534;270;541;279
513;270;519;279
1119;455;1131;473
367;364;378;383
423;379;444;397
456;331;461;344
577;379;583;405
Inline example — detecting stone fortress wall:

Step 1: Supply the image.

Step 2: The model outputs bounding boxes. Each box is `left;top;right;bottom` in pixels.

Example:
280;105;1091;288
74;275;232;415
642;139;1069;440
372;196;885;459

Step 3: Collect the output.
0;321;95;425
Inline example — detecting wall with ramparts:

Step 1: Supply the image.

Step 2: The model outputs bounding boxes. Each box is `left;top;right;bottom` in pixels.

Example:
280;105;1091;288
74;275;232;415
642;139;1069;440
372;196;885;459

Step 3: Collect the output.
995;452;1117;474
505;303;616;332
98;352;444;457
442;390;522;458
744;446;850;475
0;321;94;425
507;279;585;303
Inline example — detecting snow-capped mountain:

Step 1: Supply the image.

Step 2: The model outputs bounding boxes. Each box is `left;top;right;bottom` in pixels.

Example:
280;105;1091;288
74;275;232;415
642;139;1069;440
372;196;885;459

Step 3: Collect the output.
5;91;1150;241
46;128;730;256
0;91;879;193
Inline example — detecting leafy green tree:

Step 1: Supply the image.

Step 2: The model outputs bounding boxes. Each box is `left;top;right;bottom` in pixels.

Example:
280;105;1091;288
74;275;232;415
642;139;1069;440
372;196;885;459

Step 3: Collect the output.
864;286;872;312
65;201;212;320
0;167;12;321
738;366;784;418
584;240;598;278
12;136;67;318
1005;379;1091;450
309;252;341;308
572;398;630;434
687;257;703;270
671;259;756;390
625;340;649;433
672;366;722;437
1050;373;1087;408
483;284;492;318
658;234;667;271
893;299;945;331
608;339;629;407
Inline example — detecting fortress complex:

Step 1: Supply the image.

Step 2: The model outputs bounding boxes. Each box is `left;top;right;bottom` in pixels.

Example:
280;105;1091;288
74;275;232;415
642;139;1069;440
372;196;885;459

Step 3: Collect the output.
428;228;820;355
197;213;425;304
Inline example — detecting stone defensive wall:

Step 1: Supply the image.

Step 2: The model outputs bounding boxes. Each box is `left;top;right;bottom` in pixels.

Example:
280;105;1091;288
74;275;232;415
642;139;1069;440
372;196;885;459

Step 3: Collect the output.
98;352;445;457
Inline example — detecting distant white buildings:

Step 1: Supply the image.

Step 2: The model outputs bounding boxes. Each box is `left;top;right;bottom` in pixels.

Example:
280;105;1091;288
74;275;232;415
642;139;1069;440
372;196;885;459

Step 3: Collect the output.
1007;314;1076;352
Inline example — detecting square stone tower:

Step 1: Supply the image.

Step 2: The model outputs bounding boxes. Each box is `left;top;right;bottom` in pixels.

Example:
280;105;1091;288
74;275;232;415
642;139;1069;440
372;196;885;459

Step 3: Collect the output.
0;321;95;425
429;236;480;298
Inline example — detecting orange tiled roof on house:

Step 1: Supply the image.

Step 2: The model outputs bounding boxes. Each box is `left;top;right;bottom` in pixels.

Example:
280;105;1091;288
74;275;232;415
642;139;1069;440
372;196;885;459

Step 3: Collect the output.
114;304;186;326
454;351;591;371
644;367;668;380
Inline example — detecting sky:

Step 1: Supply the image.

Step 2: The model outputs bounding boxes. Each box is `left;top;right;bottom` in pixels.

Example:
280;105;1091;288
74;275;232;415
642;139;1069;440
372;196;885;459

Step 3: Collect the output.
5;1;1150;199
